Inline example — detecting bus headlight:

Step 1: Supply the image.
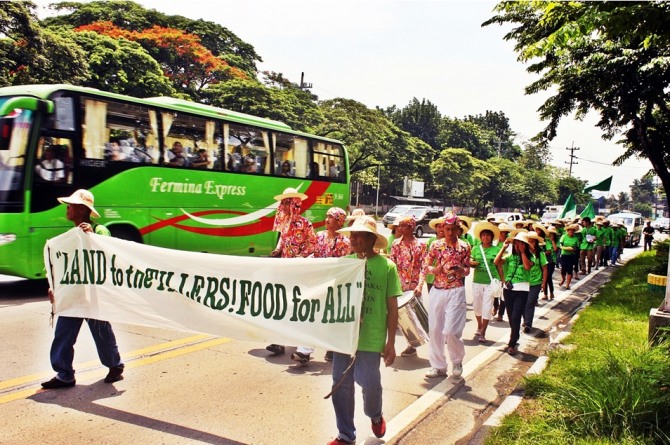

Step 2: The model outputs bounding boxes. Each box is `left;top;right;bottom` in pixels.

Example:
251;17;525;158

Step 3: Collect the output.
0;233;17;245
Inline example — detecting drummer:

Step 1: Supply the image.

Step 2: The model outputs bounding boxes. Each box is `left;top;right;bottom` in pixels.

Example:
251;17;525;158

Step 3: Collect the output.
416;213;471;379
389;215;427;358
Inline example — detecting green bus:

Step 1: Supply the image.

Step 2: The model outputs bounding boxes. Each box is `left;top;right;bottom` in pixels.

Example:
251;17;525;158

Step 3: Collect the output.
0;84;349;279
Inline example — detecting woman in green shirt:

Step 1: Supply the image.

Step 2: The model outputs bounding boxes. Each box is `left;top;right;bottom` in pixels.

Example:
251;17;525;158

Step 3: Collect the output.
558;224;580;290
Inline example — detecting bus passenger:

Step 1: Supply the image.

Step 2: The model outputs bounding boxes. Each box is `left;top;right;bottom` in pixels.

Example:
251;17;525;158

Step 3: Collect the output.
41;189;124;389
191;149;210;169
167;141;189;167
35;146;65;182
242;155;257;173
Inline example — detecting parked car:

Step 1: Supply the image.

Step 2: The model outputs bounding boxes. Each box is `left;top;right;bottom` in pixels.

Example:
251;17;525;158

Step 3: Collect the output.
491;212;524;224
652;217;670;234
401;207;445;237
382;205;427;226
608;211;644;247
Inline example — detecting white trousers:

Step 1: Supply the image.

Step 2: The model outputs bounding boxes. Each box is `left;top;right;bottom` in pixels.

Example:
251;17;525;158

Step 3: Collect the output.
428;286;466;370
472;283;494;320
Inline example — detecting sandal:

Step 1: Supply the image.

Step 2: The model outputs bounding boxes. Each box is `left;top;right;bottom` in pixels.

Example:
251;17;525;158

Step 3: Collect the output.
479;335;487;343
507;346;517;355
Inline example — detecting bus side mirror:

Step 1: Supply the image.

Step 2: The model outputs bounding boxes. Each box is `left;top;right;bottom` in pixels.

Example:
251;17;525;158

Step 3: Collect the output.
0;117;13;150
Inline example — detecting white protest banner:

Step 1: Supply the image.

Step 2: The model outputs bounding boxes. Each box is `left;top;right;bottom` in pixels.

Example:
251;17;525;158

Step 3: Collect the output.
44;228;365;354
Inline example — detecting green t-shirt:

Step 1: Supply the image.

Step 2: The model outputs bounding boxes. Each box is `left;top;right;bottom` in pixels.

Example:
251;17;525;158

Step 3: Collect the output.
355;254;402;353
471;244;501;285
503;253;530;284
529;251;547;286
580;226;598;250
461;233;475;246
425;235;438;284
594;226;606;247
610;228;620;247
603;227;613;246
559;234;579;255
93;223;111;237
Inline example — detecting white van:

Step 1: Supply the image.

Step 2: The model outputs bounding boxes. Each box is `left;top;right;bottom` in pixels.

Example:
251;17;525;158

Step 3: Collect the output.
492;212;524;223
541;205;564;222
608;211;644;247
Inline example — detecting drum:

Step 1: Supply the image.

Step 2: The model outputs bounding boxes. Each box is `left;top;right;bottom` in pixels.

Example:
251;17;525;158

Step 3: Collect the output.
397;291;430;347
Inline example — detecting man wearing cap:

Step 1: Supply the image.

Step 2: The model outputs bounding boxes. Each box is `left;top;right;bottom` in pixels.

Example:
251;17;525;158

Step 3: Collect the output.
41;189;124;389
327;216;401;444
389;216;427;357
267;187;318;358
416;213;471;378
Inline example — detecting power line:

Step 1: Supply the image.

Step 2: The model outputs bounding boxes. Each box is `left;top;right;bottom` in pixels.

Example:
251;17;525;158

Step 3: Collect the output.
565;142;579;177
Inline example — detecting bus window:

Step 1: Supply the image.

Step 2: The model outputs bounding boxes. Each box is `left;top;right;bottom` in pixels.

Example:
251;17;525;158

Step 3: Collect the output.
273;133;309;178
35;137;73;184
82;98;159;164
226;123;269;174
163;112;218;169
313;141;345;181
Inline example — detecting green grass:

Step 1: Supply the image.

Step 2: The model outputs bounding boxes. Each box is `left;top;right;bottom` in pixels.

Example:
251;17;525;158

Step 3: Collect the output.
486;252;670;445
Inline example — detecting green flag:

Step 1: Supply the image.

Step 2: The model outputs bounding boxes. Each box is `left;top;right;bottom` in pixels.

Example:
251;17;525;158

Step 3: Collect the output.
560;194;577;219
580;201;596;220
583;176;613;193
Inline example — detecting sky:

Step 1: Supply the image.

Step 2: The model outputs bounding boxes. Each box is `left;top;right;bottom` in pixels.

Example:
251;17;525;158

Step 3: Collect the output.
35;0;654;197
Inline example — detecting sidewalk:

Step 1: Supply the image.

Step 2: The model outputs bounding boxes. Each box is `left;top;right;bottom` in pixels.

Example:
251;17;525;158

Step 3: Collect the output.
381;262;616;445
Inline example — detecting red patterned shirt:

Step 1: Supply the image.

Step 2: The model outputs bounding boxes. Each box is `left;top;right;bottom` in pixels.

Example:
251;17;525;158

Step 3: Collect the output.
276;215;317;258
389;238;427;291
313;232;351;258
420;238;471;290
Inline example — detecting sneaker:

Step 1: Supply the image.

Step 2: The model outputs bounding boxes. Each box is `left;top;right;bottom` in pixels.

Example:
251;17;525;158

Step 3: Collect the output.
327;438;354;445
452;363;463;377
523;326;531;334
266;344;285;355
324;350;334;362
291;351;310;364
41;377;75;389
400;346;416;357
425;368;447;378
104;365;124;383
371;416;386;438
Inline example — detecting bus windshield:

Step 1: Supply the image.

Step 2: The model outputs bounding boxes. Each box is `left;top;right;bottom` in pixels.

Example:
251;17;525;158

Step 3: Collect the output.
0;104;33;212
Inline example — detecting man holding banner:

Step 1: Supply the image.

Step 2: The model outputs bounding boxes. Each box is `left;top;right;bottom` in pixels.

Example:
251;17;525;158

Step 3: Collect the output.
41;189;124;389
327;216;401;445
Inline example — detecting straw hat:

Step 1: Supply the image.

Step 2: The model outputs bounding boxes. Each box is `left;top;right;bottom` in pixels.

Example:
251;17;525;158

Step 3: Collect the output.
512;231;530;244
526;231;543;243
498;222;512;233
274;187;307;201
509;228;528;239
429;217;445;230
337;215;388;250
458;215;473;230
532;222;548;237
58;189;100;218
566;224;579;231
547;226;558;235
474;221;500;241
346;208;366;222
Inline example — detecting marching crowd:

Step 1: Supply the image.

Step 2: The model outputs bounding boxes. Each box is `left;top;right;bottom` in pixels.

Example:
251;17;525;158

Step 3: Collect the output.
40;186;632;445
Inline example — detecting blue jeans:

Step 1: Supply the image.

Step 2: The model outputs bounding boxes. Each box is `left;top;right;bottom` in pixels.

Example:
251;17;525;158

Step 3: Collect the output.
50;316;123;382
524;285;541;328
503;289;528;348
331;351;383;443
611;246;619;265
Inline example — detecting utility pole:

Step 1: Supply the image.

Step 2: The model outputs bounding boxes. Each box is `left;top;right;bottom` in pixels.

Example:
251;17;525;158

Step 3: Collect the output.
566;142;579;177
299;72;312;91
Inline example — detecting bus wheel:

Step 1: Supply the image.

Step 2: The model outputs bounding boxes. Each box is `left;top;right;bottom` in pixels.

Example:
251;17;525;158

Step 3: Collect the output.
109;225;142;243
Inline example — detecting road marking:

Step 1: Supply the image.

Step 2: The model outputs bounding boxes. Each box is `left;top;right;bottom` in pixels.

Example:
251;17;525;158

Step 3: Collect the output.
0;334;231;405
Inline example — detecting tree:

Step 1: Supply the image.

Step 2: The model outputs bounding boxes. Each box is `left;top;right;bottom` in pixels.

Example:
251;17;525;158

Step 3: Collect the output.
430;148;491;210
384;97;442;153
68;30;175;97
437;117;497;160
618;191;631;211
519;136;553;170
464;110;520;159
630;176;654;205
0;1;88;86
484;1;670;209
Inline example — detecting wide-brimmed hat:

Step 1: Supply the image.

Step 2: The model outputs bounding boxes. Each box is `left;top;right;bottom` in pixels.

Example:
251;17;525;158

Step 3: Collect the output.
274;187;307;201
486;212;495;221
532;222;548;237
498;222;512;233
512;231;530;244
58;189;100;218
513;221;528;229
337;215;388;250
474;221;500;241
458;215;473;230
547;226;558;235
595;215;605;222
509;228;528;239
429;217;445;230
526;231;543;243
346;208;366;222
550;220;565;227
566;224;579;231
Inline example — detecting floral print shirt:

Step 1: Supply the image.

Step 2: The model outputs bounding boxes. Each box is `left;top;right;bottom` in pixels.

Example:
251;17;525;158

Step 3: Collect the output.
420;238;471;290
313;232;351;258
276;215;317;258
389;238;427;291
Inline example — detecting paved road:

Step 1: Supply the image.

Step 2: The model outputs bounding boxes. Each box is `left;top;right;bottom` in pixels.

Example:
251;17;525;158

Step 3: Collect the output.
0;239;647;445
